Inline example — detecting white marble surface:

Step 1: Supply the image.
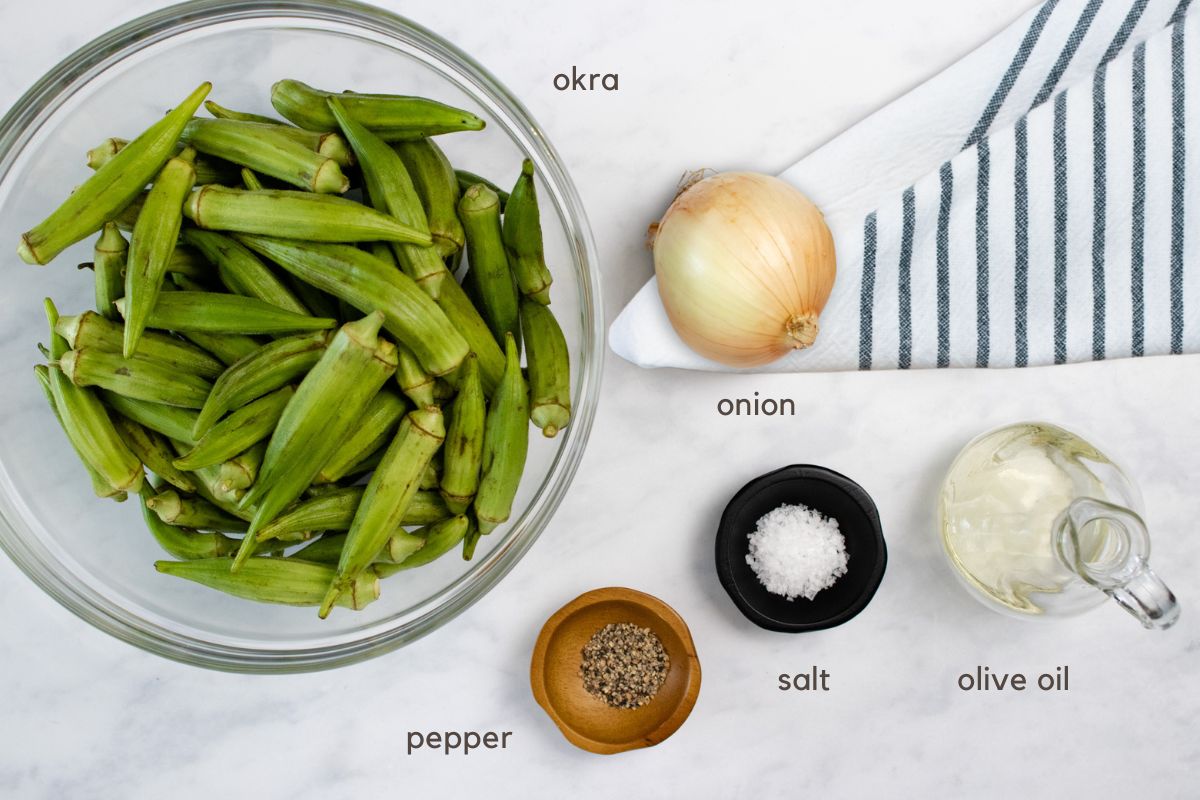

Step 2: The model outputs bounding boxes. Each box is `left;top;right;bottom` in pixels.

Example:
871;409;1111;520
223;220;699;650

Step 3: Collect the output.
2;1;1197;797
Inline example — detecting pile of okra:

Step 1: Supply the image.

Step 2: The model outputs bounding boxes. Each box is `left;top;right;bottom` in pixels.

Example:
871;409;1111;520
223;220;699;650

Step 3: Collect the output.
20;80;571;617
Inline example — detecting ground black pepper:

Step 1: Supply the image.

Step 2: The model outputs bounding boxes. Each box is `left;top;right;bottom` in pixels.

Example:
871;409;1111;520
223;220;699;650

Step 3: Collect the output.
579;622;670;709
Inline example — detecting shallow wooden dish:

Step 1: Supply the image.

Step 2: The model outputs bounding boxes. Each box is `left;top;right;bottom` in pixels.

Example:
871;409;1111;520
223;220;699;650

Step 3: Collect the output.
530;587;701;755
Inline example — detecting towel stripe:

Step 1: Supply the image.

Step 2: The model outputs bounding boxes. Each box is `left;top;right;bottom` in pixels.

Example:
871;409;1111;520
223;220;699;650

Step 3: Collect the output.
976;140;991;366
859;212;878;369
965;0;1061;148
1032;0;1106;109
1054;91;1069;364
1132;42;1147;357
1015;117;1031;366
1091;0;1149;360
1170;0;1193;25
1103;0;1151;67
937;162;954;367
898;187;916;369
1170;19;1186;354
1092;66;1108;360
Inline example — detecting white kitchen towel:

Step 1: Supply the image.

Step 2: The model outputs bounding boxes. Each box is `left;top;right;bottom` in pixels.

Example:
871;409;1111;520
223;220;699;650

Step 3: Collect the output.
609;0;1198;371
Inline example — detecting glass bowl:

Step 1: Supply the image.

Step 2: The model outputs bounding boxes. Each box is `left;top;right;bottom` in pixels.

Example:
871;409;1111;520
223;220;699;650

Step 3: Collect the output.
0;0;602;672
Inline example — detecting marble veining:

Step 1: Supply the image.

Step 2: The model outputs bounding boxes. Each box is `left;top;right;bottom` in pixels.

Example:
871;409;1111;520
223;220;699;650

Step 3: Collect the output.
2;1;1196;798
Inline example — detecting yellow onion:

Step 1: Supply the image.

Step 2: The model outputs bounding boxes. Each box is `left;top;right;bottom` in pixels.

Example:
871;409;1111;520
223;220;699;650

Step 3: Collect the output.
653;171;836;367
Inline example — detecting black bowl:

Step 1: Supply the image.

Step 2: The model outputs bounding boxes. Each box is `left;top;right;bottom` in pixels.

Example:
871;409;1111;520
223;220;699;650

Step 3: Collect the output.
715;465;886;632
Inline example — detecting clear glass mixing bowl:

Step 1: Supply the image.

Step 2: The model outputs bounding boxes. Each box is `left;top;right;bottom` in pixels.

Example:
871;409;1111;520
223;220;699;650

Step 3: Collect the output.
0;0;602;672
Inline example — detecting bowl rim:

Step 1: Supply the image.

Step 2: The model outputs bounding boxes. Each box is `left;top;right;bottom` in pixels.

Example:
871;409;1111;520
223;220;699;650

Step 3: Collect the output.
715;464;887;632
529;586;702;755
0;0;604;672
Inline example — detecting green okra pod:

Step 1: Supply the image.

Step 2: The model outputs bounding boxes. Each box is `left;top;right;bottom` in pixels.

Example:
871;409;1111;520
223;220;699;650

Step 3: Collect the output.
84;137;124;170
146;489;249;532
35;364;128;500
303;482;346;499
189;468;249;518
287;533;348;564
59;348;212;409
156;557;380;610
17;82;210;265
474;333;529;535
193;330;329;438
293;515;467;570
394;343;436;408
110;413;197;493
420;453;442;490
184;186;431;245
446;245;464;280
181;118;349;193
299;130;354;170
93;224;126;321
433;378;456;403
181;229;308;315
115;291;335;336
462;520;482;560
271;79;485;139
86;137;240;185
435;273;504;395
328;97;448;298
56;310;225;380
319;405;445;617
376;514;471;573
123;147;197;357
280;274;339;320
256;486;449;543
169;273;216;294
240;168;264;191
101;392;199;446
43;300;144;494
87;138;241;187
165;246;214;280
236;236;468;377
503;159;554;305
314;389;407;484
203;100;280;125
257;486;362;542
140;485;239;560
204;101;357;167
180;331;263;367
459;184;520;349
110;192;147;232
454;170;509;209
165;439;252;515
520;297;571;437
393;138;464;257
368;241;398;267
314;527;427;566
343;446;385;480
376;532;428;568
440;354;484;514
237;313;398;556
222;441;266;491
312;132;354;169
173;386;293;470
194;159;241;187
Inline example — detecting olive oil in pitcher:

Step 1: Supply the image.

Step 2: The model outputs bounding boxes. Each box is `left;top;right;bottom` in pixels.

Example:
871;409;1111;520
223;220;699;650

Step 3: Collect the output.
939;422;1179;627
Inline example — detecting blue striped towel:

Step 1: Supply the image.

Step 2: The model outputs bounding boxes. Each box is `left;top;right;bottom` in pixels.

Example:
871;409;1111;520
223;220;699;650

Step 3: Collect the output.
609;0;1197;371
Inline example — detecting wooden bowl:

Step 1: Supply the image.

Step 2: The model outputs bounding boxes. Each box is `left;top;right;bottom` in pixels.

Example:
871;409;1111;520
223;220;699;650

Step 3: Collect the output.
530;587;701;755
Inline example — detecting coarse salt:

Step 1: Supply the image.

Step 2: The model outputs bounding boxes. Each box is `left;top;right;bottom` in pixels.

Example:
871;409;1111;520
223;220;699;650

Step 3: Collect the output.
745;503;848;600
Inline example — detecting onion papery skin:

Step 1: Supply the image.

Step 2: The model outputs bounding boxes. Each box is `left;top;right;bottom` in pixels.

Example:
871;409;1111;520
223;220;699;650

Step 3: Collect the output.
653;172;836;367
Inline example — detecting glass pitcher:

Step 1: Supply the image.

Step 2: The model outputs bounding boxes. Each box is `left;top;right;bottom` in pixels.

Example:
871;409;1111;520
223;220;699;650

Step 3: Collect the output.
938;422;1179;629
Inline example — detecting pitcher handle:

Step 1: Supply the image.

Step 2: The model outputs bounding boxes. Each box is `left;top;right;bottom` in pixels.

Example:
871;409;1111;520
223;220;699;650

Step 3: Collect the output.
1054;498;1181;630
